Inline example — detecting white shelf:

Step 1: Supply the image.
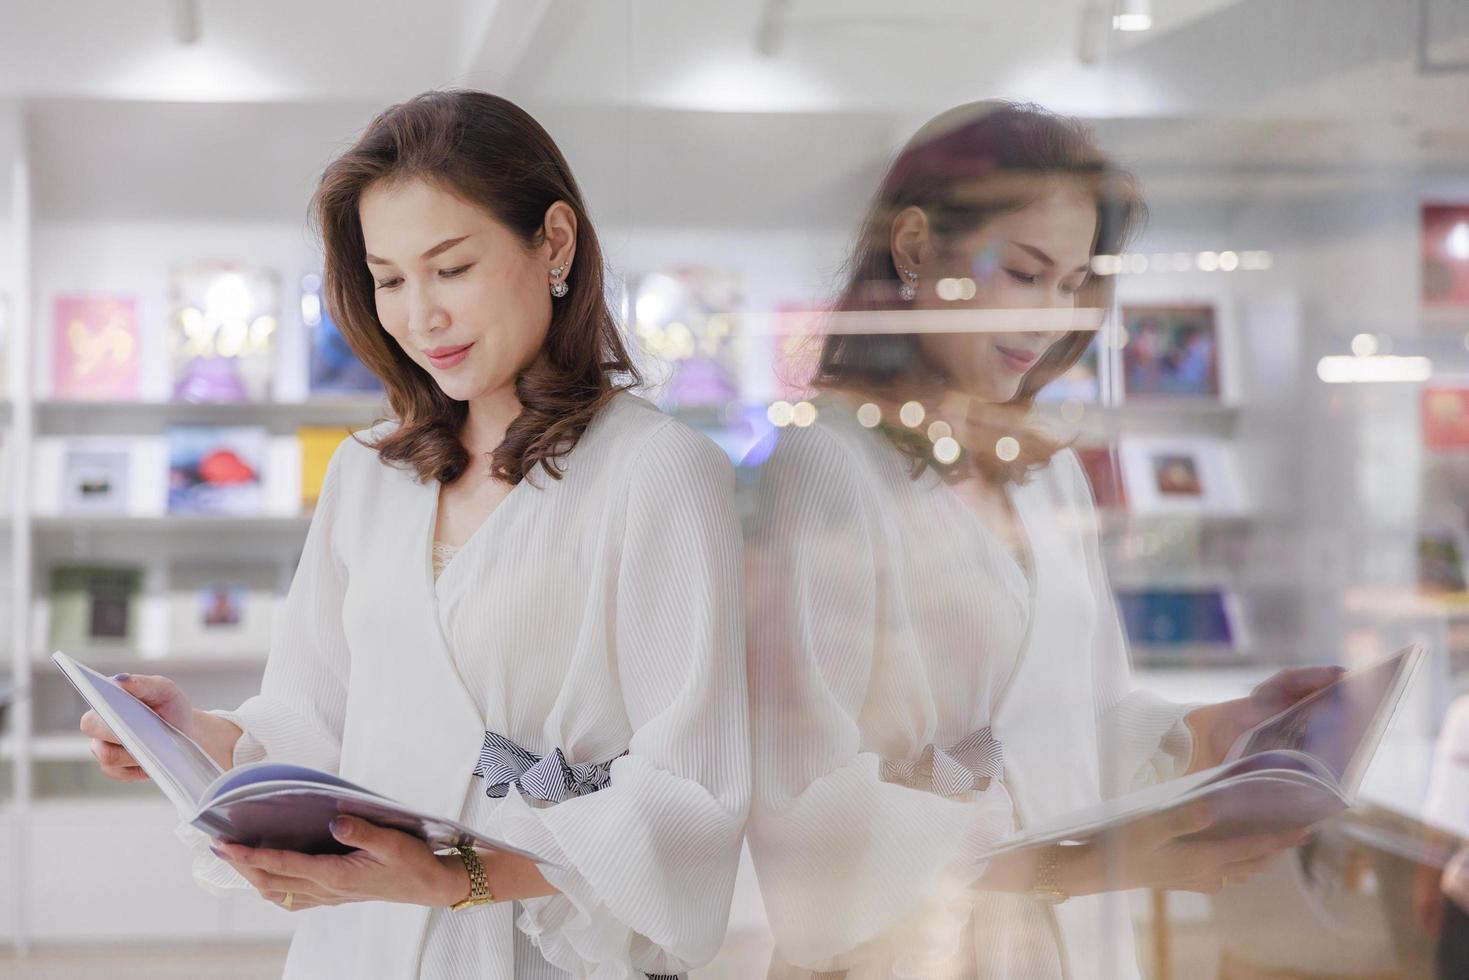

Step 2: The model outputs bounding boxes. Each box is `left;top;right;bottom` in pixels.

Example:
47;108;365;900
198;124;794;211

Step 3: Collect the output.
34;515;312;534
36;397;385;433
0;733;90;761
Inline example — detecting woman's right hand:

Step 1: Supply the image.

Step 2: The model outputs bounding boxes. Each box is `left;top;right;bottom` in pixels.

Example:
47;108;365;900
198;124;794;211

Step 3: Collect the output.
1063;801;1310;896
79;674;194;782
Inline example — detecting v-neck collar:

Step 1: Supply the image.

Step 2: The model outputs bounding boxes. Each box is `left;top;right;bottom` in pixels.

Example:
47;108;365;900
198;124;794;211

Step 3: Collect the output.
425;472;527;593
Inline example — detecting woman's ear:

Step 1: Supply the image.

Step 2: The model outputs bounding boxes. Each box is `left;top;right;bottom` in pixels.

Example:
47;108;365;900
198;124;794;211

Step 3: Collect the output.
541;200;578;275
889;205;931;277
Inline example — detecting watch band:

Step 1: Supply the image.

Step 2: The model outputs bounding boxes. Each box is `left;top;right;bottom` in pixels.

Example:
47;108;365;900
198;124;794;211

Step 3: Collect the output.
450;844;495;911
1030;845;1068;906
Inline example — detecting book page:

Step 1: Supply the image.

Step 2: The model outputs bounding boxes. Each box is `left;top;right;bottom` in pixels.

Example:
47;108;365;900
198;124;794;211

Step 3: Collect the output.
51;651;222;813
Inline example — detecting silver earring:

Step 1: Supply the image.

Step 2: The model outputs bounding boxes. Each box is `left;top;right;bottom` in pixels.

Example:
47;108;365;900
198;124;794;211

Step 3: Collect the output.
550;267;569;298
896;264;918;302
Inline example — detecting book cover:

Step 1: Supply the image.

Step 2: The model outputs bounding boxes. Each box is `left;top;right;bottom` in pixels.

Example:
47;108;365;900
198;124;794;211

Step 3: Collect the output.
1120;302;1220;399
51;294;141;400
60;444;132;514
1418;529;1469;594
48;565;143;651
1116;588;1236;649
167;425;266;515
167;562;276;656
1423;204;1469;310
303;273;382;397
170;263;278;403
298;426;348;512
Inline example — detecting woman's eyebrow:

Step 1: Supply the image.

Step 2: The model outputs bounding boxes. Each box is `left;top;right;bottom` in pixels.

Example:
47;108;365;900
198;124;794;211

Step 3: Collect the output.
365;234;472;265
1012;241;1090;274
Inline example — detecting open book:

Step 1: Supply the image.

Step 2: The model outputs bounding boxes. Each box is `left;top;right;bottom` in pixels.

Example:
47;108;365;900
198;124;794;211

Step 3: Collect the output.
987;644;1426;857
53;651;546;860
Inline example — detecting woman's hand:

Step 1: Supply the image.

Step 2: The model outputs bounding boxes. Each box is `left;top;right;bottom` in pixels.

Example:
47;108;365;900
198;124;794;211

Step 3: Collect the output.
211;816;557;911
1060;801;1309;896
1184;665;1345;773
80;674;195;782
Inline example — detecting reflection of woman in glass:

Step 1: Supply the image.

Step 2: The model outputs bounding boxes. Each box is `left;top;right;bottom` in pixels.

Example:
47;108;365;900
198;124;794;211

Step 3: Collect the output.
747;102;1337;979
79;91;747;980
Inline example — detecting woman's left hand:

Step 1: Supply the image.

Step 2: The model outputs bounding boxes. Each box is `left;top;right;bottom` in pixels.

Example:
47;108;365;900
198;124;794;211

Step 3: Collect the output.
1184;665;1345;773
211;816;467;911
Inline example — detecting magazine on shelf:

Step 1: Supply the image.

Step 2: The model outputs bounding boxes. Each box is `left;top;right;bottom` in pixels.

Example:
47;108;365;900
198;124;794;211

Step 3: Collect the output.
51;651;549;862
985;645;1425;858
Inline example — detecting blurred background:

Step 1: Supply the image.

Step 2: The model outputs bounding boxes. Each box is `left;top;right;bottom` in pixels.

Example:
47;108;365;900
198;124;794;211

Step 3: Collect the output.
3;0;1469;976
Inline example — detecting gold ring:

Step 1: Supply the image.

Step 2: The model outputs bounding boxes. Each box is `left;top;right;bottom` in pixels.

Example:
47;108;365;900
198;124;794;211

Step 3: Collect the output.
283;891;294;909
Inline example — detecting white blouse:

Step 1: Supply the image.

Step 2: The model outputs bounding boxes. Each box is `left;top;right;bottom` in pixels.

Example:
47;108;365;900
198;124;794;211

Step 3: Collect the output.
183;392;750;980
747;394;1192;980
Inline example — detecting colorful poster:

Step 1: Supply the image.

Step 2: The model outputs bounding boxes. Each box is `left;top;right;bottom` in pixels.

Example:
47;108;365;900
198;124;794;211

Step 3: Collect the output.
167;425;266;515
52;294;141;400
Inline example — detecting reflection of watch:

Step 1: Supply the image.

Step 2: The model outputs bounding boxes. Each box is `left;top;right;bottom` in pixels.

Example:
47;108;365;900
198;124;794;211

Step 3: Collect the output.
450;844;495;911
1030;846;1068;906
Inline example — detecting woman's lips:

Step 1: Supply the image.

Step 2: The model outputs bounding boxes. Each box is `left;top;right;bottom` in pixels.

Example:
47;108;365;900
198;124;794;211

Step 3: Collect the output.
424;343;473;369
996;343;1038;373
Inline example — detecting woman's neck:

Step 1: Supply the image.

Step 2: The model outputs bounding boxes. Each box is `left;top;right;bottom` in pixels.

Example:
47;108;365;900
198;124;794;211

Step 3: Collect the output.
461;383;523;459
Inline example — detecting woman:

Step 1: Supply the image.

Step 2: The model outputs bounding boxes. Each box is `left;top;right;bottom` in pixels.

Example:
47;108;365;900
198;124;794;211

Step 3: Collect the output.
80;90;749;980
746;101;1336;979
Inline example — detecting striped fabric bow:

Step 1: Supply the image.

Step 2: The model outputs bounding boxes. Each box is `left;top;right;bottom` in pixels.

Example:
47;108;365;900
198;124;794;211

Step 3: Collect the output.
473;731;622;803
880;727;1004;798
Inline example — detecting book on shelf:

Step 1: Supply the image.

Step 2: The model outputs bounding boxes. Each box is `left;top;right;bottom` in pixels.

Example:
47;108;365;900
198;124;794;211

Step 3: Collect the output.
1418;527;1469;595
986;645;1425;858
1422;386;1469;451
1119;301;1221;401
1117;587;1241;652
167;562;277;656
60;440;133;515
167;424;267;515
170;262;279;403
48;565;144;651
303;273;382;397
1118;434;1246;515
1076;445;1128;512
51;293;141;400
52;651;550;860
298;426;349;512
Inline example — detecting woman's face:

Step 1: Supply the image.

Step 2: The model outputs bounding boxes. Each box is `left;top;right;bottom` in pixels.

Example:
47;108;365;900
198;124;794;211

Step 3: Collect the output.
914;182;1097;403
361;176;554;404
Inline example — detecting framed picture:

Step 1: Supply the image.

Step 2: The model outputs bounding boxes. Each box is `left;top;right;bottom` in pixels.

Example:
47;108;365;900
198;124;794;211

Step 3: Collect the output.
48;565;143;651
60;444;132;514
1419;529;1469;595
303;272;382;397
167;562;276;656
1120;302;1220;400
170;262;279;403
1118;435;1246;515
1076;445;1128;511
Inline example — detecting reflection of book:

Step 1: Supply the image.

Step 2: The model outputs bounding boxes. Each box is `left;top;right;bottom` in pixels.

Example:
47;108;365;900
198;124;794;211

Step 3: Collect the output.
1338;803;1465;869
49;565;143;650
1120;303;1220;399
1419;530;1469;594
1119;435;1245;514
61;445;131;514
167;563;276;656
298;427;348;512
1422;387;1469;450
52;294;141;400
1118;588;1237;648
988;646;1426;858
52;652;551;860
170;263;278;403
167;425;266;515
1076;445;1128;510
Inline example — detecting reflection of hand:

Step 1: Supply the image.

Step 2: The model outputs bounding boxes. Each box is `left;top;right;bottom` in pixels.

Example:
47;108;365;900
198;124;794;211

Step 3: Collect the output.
211;817;556;911
1415;860;1446;936
1442;844;1469;918
1185;666;1346;772
79;674;194;782
1061;802;1309;896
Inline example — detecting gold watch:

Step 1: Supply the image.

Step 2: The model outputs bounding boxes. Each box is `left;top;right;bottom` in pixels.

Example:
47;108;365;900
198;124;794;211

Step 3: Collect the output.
1030;845;1068;906
450;844;495;911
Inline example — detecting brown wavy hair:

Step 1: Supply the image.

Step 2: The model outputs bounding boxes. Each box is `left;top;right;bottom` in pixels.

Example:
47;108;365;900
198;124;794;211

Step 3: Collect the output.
312;89;639;486
816;101;1144;484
